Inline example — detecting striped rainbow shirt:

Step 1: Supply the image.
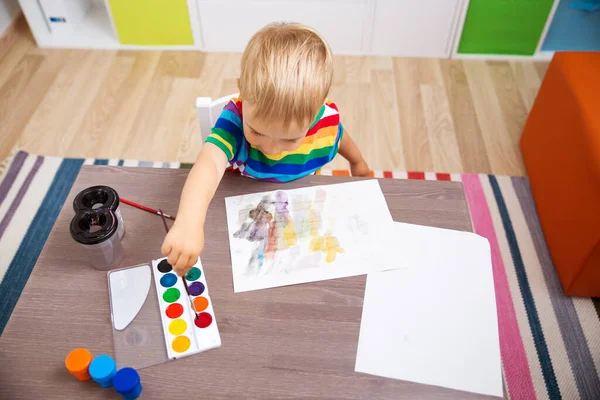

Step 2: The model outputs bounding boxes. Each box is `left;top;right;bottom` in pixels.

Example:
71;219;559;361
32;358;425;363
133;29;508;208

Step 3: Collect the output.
205;98;344;183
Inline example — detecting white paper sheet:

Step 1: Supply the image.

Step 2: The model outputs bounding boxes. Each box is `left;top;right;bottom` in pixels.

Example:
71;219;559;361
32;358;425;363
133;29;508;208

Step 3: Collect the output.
225;180;395;292
355;222;502;397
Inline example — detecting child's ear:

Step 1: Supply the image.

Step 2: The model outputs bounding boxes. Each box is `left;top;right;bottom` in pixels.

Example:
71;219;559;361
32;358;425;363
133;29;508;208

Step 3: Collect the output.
236;78;240;91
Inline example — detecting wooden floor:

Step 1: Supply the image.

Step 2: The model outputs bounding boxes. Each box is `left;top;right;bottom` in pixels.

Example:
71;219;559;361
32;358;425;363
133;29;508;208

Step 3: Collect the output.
0;17;549;175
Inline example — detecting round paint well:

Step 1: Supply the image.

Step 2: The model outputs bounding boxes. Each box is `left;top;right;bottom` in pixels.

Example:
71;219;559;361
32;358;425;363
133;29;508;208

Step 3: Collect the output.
162;288;180;303
165;303;183;319
172;336;191;353
193;296;209;312
168;319;187;335
157;259;172;273
194;312;213;329
188;282;205;296
185;267;201;281
159;273;177;288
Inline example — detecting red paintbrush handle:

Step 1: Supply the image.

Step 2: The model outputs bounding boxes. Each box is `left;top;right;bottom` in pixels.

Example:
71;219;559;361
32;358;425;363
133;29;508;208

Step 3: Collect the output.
121;198;176;220
120;198;158;214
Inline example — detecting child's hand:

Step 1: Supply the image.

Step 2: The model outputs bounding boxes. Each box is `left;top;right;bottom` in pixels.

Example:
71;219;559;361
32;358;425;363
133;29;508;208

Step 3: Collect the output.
161;221;205;276
350;159;370;177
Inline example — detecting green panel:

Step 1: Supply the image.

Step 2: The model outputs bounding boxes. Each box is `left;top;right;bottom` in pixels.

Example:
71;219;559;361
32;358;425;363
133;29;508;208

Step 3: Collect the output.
458;0;554;56
108;0;193;46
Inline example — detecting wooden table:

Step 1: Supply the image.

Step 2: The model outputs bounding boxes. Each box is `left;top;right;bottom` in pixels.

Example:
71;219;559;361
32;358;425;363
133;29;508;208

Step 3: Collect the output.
0;166;494;399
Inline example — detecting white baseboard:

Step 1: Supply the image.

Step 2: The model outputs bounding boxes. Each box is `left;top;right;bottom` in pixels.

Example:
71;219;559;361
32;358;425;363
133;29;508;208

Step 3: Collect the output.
453;52;554;62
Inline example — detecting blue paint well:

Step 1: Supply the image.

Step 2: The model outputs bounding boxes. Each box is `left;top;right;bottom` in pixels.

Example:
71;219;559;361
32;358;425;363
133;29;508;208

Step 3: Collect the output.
160;273;177;288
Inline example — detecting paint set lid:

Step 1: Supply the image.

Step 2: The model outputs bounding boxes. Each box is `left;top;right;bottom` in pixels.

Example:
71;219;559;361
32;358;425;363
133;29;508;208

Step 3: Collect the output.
113;367;140;393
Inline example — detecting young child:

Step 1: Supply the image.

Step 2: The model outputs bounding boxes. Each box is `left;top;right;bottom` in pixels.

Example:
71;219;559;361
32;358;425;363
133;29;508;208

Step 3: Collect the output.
162;22;370;276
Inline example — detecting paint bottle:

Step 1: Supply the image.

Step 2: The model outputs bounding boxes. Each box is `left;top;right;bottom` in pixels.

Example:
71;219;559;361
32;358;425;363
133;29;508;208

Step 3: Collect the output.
70;209;125;270
65;348;93;381
113;367;142;400
89;354;117;388
73;186;125;240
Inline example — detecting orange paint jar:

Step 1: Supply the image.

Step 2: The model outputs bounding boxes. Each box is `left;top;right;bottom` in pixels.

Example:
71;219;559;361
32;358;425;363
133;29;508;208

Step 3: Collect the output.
65;348;93;381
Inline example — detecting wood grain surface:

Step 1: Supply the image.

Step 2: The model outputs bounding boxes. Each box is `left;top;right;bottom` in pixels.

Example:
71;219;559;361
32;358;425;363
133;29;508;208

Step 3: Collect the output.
0;166;503;399
0;16;548;177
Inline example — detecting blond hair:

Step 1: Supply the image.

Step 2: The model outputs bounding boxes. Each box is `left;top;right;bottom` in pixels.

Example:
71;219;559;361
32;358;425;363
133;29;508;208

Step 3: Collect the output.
239;22;334;128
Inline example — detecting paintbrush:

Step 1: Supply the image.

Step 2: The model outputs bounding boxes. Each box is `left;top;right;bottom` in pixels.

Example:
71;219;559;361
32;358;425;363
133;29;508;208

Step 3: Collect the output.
121;198;176;220
182;278;200;321
159;209;200;321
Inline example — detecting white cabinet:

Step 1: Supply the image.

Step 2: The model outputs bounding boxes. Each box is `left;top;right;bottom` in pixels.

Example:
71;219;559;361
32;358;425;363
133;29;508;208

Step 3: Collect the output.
196;0;467;57
197;0;370;54
370;0;465;58
19;0;468;55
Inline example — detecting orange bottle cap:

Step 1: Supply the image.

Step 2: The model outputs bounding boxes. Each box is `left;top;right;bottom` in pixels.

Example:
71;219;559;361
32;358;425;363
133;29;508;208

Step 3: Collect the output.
65;348;93;380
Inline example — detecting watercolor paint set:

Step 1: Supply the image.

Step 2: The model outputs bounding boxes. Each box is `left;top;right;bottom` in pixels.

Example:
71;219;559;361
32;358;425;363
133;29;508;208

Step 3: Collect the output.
151;257;220;359
107;257;221;370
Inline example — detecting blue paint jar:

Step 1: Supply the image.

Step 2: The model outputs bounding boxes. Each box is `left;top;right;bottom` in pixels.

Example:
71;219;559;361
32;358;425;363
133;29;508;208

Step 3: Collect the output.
113;367;142;400
89;355;117;388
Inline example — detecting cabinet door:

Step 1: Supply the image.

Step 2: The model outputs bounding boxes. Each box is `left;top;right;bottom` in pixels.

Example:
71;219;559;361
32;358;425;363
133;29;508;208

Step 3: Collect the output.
108;0;194;45
197;0;369;54
370;0;463;58
458;0;554;55
542;0;600;52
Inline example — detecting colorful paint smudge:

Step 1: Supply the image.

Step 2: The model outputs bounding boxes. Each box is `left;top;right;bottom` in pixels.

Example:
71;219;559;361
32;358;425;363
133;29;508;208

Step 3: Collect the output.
233;189;342;275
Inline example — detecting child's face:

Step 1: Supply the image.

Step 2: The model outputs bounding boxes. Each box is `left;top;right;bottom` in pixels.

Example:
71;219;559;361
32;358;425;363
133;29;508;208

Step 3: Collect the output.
243;102;308;155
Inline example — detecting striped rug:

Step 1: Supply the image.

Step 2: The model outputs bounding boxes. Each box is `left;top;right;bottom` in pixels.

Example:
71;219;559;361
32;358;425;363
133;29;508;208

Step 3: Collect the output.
1;151;599;399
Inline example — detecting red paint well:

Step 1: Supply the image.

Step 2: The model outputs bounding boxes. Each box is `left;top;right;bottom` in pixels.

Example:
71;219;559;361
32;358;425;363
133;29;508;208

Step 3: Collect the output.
194;312;213;329
165;303;183;319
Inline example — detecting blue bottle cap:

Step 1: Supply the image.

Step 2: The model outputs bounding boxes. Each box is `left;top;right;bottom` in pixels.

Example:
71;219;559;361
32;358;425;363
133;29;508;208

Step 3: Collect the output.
89;355;116;381
113;367;140;393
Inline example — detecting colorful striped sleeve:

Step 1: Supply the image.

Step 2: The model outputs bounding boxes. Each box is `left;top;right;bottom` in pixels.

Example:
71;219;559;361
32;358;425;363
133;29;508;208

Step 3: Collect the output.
325;100;344;158
205;100;244;162
337;121;345;147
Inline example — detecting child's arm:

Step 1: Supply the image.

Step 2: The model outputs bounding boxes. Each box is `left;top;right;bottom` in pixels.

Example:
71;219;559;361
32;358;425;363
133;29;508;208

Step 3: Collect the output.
338;130;370;176
161;143;228;276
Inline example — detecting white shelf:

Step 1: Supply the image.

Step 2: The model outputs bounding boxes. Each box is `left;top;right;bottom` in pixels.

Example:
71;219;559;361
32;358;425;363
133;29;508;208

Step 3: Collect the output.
43;3;118;49
20;0;117;49
19;0;200;50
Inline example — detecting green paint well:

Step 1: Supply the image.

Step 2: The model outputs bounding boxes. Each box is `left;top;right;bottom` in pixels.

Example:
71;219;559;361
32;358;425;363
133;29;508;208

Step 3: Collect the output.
185;267;201;282
162;288;180;303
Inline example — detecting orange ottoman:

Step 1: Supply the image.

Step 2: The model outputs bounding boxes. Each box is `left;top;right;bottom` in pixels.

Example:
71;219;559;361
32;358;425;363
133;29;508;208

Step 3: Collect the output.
521;52;600;297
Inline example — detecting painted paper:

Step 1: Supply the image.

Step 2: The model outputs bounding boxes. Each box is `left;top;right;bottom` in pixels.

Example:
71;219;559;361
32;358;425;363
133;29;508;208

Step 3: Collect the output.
225;180;395;292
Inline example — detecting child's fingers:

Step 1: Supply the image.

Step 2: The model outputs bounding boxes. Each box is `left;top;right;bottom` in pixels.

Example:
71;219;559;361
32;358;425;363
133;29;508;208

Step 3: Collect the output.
188;254;199;268
187;255;198;271
175;254;191;276
161;241;172;256
167;250;181;269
